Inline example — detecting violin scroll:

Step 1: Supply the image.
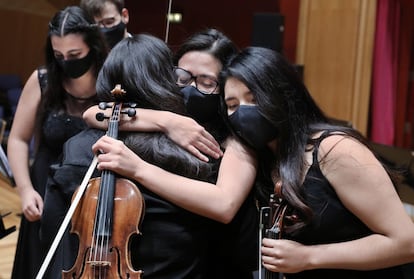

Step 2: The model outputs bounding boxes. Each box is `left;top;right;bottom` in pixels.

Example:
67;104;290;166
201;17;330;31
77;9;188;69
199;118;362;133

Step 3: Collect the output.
96;84;137;122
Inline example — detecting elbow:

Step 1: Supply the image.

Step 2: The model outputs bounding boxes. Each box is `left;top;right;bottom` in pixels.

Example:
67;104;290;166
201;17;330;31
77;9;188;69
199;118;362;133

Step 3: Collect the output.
217;213;234;224
214;202;239;224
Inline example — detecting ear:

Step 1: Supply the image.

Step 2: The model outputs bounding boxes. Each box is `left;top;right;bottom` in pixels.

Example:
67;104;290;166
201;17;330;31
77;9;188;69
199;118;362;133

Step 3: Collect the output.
121;8;129;24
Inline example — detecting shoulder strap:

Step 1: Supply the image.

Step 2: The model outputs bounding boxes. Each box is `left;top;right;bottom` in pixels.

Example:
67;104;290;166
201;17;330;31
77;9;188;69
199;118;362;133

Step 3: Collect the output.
311;130;347;165
37;66;48;94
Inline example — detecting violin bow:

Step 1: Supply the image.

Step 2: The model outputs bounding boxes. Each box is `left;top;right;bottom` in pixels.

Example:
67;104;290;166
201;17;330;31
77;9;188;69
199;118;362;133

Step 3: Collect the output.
36;155;98;279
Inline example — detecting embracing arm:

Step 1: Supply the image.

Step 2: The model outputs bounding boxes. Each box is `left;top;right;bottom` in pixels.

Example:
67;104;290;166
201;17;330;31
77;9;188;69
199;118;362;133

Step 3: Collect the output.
83;105;222;162
92;135;257;223
7;70;43;221
262;136;414;273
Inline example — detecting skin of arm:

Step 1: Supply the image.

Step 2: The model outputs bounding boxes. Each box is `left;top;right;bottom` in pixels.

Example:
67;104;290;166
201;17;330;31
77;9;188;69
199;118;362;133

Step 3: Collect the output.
261;135;414;273
92;135;257;223
83;105;223;162
7;70;43;222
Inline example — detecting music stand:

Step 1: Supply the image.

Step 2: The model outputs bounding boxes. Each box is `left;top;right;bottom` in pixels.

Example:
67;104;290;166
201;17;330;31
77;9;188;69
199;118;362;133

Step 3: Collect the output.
0;211;16;239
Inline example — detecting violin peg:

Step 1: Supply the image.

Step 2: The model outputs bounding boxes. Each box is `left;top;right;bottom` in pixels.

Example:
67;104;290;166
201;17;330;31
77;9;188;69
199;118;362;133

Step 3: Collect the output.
98;102;111;110
127;108;136;117
95;112;107;122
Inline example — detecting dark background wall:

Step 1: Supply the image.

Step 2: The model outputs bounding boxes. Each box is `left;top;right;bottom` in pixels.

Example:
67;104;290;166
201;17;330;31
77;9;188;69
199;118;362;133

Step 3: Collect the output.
0;0;300;82
125;0;300;62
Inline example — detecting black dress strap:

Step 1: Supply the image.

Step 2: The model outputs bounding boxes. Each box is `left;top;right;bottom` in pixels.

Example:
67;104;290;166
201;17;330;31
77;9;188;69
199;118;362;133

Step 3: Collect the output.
37;66;48;94
311;130;346;165
311;131;331;165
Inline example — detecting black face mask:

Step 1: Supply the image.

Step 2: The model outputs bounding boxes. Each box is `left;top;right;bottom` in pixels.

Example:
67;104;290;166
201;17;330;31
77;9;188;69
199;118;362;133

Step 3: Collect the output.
57;51;94;79
228;105;278;150
101;21;126;48
181;86;221;123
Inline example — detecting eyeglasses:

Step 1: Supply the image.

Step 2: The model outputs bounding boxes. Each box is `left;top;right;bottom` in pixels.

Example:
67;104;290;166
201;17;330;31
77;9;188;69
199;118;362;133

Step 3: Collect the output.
96;16;121;28
173;67;219;94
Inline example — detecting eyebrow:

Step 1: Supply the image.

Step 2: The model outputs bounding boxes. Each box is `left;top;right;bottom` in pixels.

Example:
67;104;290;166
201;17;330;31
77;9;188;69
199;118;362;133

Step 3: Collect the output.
224;96;237;102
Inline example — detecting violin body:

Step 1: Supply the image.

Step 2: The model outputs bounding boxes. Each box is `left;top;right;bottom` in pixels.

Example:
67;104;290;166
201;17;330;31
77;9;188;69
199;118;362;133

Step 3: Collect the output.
63;176;144;278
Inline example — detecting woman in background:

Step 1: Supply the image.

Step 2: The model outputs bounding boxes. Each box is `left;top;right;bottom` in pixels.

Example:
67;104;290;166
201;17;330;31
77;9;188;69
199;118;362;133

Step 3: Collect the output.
8;6;107;278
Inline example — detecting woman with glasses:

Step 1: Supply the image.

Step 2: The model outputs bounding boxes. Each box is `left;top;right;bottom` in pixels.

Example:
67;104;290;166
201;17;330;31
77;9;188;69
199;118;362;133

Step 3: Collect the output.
86;28;260;277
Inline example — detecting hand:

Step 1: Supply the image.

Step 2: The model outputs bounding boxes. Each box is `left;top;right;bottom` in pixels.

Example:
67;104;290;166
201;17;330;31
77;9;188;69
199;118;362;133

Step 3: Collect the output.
92;135;142;179
164;115;223;162
19;187;43;222
262;238;310;273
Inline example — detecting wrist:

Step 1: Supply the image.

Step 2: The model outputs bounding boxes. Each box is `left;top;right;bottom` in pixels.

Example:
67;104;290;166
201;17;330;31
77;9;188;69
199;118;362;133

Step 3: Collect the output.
157;110;173;133
305;245;321;271
16;184;34;196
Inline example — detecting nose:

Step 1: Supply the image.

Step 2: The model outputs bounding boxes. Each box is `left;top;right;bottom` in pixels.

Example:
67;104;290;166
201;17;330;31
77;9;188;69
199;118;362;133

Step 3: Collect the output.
189;80;197;87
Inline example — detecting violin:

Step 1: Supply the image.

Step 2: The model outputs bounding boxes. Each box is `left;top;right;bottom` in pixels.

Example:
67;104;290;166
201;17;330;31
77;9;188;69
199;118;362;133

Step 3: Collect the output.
63;85;145;278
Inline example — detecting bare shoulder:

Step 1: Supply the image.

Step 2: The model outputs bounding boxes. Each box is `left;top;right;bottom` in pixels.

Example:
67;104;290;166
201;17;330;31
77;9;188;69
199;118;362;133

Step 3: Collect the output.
318;133;370;157
316;133;380;173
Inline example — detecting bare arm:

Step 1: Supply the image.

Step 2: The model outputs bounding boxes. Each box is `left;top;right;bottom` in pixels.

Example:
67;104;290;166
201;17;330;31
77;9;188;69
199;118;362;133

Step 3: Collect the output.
83;105;223;162
7;70;43;221
262;136;414;273
92;135;257;223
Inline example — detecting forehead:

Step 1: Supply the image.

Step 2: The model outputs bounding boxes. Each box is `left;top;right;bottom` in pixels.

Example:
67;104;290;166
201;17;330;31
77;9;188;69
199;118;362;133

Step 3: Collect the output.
51;33;88;53
94;2;119;20
224;77;250;98
178;51;222;77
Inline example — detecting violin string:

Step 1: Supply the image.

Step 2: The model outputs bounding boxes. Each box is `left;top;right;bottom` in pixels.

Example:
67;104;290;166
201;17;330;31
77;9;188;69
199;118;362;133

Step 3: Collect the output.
101;172;110;265
94;176;103;266
88;103;122;276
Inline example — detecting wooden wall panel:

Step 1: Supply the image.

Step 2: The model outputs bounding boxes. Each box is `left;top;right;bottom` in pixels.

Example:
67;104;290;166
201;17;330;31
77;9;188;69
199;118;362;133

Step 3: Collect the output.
0;0;78;83
296;0;376;135
0;3;56;83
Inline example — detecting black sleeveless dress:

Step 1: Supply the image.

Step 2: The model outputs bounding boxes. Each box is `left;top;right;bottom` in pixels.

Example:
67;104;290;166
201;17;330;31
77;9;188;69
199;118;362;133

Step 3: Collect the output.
11;67;87;279
284;131;411;279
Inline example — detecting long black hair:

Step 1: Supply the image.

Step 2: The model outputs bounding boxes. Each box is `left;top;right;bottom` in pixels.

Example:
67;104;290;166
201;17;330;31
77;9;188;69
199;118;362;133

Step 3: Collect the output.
96;34;215;181
41;6;108;116
221;47;392;228
97;34;185;112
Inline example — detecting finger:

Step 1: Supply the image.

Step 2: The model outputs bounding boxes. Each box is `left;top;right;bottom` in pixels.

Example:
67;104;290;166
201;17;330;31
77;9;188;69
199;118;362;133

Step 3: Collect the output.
196;139;223;159
194;144;219;159
25;207;39;221
37;199;44;215
188;145;209;162
201;131;222;150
